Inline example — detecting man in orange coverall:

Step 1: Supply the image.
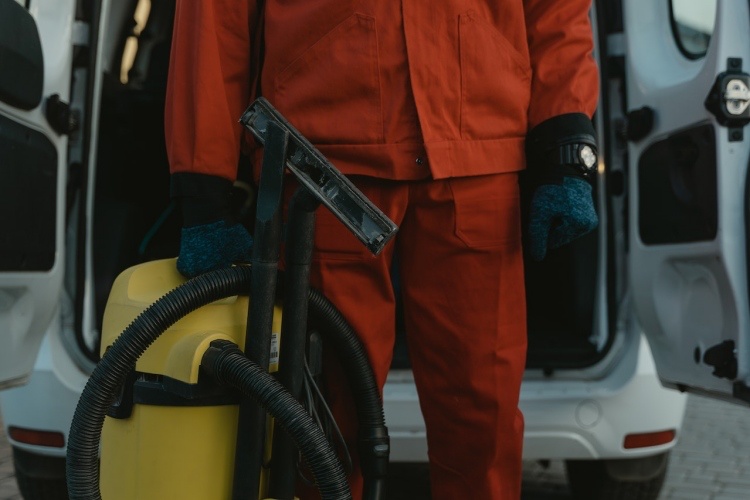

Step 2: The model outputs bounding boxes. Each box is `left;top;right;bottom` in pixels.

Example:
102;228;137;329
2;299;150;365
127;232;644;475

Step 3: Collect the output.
165;1;599;498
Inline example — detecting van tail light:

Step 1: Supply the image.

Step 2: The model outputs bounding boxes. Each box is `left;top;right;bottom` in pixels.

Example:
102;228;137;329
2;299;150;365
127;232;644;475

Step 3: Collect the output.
8;426;65;448
623;429;676;449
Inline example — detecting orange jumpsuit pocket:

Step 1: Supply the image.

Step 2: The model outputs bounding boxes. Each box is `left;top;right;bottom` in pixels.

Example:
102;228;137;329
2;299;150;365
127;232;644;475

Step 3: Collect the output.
448;173;522;250
274;13;383;145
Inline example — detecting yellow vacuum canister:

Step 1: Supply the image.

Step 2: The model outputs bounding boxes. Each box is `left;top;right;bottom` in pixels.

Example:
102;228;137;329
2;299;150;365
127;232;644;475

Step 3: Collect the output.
98;259;282;500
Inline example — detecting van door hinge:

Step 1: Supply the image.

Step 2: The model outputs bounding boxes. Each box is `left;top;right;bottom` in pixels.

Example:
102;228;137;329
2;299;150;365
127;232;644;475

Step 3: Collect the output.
705;58;750;142
703;340;738;380
72;20;90;47
45;94;80;135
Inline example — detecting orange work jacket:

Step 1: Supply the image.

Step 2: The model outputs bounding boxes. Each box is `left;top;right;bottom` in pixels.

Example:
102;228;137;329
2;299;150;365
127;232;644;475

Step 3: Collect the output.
165;0;599;182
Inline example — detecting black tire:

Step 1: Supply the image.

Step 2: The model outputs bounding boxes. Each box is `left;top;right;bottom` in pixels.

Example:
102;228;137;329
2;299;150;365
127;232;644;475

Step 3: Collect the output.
12;447;69;500
565;452;669;500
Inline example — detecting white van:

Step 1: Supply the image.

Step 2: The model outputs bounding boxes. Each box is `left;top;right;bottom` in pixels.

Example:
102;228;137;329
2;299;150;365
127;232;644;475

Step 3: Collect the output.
1;0;747;499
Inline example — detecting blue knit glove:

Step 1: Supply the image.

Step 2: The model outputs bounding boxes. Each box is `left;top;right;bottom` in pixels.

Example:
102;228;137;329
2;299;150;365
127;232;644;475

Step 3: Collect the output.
524;113;600;261
172;172;254;278
176;220;253;278
527;176;598;261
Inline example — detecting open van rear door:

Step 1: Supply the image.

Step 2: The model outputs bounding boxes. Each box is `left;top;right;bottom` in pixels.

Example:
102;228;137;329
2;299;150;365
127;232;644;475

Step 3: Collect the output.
0;0;78;389
624;0;750;403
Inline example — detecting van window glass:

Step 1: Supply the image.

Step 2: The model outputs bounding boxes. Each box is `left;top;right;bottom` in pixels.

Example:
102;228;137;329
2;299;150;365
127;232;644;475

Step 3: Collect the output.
670;0;716;59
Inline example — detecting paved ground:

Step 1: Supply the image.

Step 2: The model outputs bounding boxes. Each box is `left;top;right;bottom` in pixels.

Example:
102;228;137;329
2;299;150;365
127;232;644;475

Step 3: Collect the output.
0;421;19;500
2;394;750;499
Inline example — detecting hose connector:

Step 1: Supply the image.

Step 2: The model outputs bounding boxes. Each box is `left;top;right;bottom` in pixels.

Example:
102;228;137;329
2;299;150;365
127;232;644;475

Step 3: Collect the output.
359;425;390;480
201;339;244;384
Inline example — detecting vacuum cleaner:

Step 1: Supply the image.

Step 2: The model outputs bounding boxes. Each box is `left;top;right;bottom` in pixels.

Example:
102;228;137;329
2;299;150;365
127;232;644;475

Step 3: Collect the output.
65;98;398;500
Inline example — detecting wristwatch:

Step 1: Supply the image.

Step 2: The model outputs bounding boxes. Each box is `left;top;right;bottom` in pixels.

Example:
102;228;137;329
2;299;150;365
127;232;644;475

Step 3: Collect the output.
555;142;598;177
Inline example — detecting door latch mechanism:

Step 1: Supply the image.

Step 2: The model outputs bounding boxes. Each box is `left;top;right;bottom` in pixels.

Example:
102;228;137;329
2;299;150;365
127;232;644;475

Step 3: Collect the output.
705;58;750;141
724;78;750;116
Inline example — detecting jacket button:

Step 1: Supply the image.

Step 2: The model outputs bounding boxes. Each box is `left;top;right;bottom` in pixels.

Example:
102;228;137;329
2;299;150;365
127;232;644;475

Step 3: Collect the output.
415;156;425;165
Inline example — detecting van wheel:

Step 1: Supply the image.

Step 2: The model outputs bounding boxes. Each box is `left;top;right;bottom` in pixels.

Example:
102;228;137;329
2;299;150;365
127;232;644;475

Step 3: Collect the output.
565;452;669;500
12;447;69;500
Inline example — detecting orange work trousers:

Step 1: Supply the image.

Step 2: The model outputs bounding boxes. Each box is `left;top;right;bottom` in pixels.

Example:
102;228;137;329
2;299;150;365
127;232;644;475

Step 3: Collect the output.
298;172;527;499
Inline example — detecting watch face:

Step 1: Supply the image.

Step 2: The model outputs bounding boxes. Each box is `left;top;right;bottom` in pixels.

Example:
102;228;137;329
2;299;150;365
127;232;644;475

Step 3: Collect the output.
579;145;597;169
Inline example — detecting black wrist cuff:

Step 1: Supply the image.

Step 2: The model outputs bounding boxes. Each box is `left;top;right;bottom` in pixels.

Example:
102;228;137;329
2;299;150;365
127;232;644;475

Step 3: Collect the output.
524;164;587;188
171;172;234;227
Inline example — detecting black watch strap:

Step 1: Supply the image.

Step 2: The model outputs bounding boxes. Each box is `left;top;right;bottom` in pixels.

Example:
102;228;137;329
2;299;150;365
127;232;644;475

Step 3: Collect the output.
552;142;598;176
526;113;598;178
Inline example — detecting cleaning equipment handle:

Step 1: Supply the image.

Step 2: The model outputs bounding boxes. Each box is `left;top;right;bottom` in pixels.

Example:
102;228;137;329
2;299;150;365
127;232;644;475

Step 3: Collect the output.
240;97;398;256
238;100;393;499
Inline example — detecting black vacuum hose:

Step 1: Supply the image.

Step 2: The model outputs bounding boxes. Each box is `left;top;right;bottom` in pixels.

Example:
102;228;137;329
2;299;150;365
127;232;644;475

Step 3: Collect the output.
307;290;390;499
66;265;387;499
201;340;351;499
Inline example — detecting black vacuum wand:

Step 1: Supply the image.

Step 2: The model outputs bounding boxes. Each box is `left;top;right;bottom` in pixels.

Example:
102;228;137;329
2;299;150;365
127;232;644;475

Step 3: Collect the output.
232;98;398;500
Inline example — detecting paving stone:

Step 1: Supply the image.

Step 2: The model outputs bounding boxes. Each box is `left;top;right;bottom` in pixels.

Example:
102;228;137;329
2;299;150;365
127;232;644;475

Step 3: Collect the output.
719;486;750;496
0;482;19;500
663;491;717;500
0;423;17;500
